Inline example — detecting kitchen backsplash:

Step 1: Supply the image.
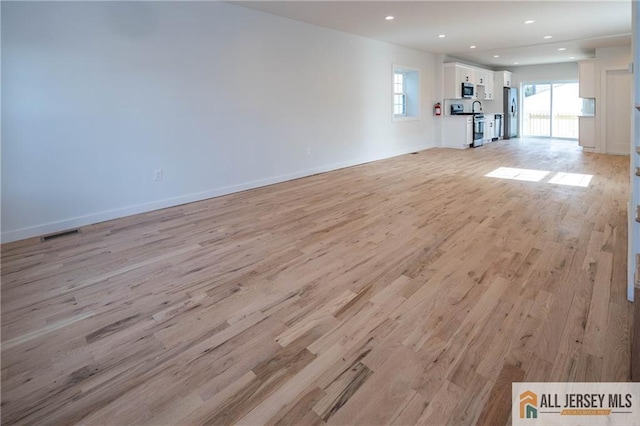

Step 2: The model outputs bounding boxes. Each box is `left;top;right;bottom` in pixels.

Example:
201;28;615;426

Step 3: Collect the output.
443;99;502;116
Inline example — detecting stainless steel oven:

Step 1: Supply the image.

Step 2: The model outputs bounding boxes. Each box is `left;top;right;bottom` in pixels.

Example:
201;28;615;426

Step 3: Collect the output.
473;115;484;147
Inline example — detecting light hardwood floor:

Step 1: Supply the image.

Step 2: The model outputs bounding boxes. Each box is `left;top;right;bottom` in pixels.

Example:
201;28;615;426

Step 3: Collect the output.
1;138;633;425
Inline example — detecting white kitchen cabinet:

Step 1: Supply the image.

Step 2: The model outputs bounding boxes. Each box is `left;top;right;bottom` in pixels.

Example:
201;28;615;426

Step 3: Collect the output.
476;71;488;86
487;71;502;100
478;71;495;100
477;70;487;99
443;64;460;99
445;63;502;100
443;63;477;99
496;71;513;88
460;66;480;99
441;116;473;149
484;114;495;143
504;71;513;88
457;65;476;84
578;60;597;98
487;72;495;99
578;116;595;149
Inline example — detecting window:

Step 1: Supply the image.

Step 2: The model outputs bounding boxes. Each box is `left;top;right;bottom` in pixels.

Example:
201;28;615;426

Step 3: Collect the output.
394;73;406;116
392;65;420;121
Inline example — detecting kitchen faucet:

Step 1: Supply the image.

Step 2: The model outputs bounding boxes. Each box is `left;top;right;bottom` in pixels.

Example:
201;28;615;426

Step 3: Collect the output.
472;100;483;114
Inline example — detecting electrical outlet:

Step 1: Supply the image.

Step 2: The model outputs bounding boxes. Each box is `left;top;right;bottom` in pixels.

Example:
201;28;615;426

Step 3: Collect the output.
306;147;311;156
153;169;163;181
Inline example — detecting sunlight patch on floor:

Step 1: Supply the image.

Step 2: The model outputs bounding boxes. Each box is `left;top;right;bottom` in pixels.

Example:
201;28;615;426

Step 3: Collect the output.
484;167;550;182
548;172;593;187
485;167;593;187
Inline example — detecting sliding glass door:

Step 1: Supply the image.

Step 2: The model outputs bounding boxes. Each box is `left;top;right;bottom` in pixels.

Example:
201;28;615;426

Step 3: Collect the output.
551;83;580;138
522;82;580;139
522;84;551;137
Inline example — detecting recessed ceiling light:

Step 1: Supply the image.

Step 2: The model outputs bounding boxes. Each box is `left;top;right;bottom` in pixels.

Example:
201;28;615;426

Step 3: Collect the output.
493;55;500;58
438;34;446;38
524;20;536;24
569;56;576;59
544;35;553;39
514;62;519;65
470;45;477;49
385;15;394;20
558;47;566;51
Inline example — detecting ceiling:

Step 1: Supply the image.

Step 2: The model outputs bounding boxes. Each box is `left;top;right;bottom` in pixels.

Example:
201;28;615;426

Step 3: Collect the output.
230;1;632;68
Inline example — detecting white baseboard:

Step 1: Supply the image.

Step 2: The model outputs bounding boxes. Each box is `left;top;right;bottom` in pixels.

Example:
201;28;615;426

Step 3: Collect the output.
607;145;631;155
440;144;470;150
1;146;435;243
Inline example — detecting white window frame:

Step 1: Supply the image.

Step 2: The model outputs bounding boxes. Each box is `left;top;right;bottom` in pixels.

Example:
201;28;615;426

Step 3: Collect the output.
392;64;421;122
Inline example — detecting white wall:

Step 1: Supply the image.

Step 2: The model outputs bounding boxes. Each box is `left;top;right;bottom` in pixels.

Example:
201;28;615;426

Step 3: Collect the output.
433;54;447;146
596;46;633;69
1;2;436;242
510;62;579;86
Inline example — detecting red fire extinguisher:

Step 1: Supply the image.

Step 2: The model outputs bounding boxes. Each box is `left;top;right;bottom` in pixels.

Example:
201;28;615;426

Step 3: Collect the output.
434;102;442;116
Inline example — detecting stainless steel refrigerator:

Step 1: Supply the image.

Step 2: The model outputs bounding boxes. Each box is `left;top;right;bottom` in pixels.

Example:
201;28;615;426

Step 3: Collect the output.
503;87;518;139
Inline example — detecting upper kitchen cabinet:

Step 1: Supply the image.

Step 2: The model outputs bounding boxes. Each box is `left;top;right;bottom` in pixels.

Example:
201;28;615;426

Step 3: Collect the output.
443;63;502;100
486;73;495;99
495;71;513;88
578;59;597;98
476;70;489;86
443;63;479;99
478;70;495;100
457;65;476;84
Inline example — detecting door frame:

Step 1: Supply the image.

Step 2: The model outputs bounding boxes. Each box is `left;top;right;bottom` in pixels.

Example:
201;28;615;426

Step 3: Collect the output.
599;67;632;154
519;80;581;139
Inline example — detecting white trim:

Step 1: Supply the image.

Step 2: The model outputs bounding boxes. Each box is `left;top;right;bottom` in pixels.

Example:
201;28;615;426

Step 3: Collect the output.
628;200;636;302
1;146;436;243
630;0;639;302
392;63;421;122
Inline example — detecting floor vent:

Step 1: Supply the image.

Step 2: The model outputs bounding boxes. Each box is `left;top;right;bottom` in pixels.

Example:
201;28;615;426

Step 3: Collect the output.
411;152;419;155
41;229;80;242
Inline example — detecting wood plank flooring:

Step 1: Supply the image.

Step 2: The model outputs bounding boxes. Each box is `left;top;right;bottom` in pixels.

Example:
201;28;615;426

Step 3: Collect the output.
1;138;633;425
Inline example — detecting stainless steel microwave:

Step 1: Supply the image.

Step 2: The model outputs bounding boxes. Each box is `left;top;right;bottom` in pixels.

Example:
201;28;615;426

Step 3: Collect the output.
461;83;474;98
